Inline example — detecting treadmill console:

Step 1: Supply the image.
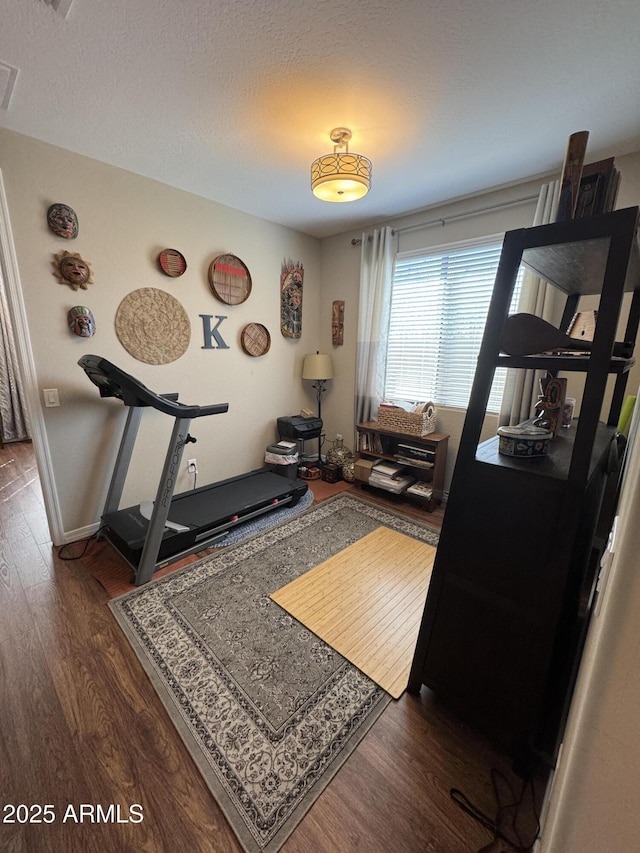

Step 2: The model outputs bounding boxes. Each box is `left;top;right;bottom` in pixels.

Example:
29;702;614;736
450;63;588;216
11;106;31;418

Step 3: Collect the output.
277;415;323;441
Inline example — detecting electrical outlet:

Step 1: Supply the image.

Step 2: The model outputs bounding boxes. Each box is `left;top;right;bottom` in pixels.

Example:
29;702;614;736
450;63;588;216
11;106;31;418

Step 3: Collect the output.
187;458;198;474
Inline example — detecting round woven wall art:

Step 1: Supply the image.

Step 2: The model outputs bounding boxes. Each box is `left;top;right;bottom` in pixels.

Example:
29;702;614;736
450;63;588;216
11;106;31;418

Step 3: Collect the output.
115;287;191;364
209;253;252;305
241;323;271;357
158;248;187;277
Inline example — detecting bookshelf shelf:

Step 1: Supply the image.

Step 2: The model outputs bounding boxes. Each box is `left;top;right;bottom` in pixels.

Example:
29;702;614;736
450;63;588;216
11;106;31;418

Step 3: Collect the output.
355;421;449;512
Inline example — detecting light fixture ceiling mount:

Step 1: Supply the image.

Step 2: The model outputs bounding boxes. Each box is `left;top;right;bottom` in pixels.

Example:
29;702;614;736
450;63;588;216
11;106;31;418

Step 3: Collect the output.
311;127;372;203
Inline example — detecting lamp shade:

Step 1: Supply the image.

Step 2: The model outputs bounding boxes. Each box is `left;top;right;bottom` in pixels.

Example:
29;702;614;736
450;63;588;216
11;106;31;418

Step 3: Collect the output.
311;127;372;203
311;153;372;202
302;353;334;380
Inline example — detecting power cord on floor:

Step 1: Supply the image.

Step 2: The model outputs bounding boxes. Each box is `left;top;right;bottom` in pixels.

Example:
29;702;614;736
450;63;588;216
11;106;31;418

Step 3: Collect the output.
451;767;541;852
57;526;105;561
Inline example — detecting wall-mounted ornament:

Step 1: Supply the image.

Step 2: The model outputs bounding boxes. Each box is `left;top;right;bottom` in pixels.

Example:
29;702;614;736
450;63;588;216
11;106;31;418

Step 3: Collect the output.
158;248;187;277
332;300;345;345
67;306;96;338
241;323;271;357
209;253;252;304
115;287;191;364
52;250;93;290
47;203;78;239
280;259;303;339
200;314;230;350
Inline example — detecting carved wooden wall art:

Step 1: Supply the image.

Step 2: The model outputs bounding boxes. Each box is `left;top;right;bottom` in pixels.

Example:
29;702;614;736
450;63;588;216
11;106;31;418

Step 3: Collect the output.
332;300;345;345
280;259;303;338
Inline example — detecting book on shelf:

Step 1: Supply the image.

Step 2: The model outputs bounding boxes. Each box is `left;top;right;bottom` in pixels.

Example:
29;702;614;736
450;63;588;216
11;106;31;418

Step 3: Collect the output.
396;442;436;462
372;460;407;479
358;431;383;454
604;167;621;213
395;455;434;469
368;471;416;494
405;482;433;500
575;158;620;219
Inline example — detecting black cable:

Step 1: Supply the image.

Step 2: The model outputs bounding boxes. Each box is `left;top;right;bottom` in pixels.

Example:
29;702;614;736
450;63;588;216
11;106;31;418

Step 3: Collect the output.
451;767;540;852
57;526;105;561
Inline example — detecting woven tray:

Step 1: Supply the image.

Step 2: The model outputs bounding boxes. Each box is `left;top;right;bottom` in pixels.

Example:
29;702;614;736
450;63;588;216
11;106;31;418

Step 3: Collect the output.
240;323;270;357
377;406;437;436
209;253;252;305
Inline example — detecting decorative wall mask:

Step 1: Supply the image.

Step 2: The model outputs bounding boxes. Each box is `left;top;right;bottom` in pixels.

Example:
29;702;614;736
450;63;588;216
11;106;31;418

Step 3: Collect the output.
280;259;303;339
52;250;93;290
47;203;78;239
68;306;96;338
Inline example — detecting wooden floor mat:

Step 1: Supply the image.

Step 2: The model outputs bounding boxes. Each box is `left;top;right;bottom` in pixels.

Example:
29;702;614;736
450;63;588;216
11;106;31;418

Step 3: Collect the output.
270;526;435;697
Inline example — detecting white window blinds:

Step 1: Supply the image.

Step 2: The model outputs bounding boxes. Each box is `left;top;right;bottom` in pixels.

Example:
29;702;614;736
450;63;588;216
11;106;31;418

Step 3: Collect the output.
385;237;523;412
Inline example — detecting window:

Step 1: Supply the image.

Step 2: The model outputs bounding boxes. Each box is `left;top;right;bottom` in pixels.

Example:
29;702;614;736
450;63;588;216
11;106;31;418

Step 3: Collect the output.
384;236;523;412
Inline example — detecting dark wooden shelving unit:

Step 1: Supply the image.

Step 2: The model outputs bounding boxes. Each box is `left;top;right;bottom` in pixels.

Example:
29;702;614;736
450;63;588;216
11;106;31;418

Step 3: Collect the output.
408;206;640;773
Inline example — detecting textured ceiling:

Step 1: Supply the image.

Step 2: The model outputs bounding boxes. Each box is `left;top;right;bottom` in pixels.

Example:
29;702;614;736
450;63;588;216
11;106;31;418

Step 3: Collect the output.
2;0;640;238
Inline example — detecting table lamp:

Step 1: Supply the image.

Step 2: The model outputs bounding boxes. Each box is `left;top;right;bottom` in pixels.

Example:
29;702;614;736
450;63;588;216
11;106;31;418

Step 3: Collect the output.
302;352;334;420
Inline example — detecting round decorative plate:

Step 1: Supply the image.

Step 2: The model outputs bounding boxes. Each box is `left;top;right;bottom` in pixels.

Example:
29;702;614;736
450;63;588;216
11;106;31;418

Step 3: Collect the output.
158;248;187;277
209;253;252;304
241;323;270;357
115;287;191;364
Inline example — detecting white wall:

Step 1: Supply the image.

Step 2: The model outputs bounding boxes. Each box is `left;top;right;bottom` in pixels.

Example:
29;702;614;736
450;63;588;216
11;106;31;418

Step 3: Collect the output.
4;124;640;536
538;394;640;851
0;128;321;540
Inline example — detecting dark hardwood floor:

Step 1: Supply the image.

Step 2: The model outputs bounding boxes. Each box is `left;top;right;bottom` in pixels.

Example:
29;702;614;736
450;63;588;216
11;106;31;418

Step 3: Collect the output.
0;441;540;852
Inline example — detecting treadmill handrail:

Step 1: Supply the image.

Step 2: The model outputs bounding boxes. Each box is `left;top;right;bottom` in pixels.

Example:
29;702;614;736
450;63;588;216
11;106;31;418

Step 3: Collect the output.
78;354;229;419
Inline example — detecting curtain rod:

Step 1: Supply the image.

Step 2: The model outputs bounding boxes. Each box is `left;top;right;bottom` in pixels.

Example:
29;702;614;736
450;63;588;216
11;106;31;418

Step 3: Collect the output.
350;193;539;245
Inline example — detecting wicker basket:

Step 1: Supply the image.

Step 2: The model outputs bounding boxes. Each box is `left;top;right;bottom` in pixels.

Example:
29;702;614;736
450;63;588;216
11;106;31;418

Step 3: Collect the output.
376;405;437;436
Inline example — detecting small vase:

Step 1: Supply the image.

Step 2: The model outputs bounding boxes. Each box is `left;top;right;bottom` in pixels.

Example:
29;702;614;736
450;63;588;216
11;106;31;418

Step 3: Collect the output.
326;434;352;474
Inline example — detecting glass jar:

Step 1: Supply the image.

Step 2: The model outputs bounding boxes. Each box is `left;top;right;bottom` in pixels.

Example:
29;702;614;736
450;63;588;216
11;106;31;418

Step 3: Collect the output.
341;453;356;482
326;434;352;472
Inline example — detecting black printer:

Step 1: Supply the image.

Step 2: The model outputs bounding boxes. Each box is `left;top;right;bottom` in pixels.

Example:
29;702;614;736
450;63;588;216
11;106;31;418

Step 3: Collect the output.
277;415;323;441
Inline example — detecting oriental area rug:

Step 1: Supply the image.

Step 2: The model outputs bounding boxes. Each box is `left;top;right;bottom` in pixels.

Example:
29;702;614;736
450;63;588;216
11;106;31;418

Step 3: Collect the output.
109;493;440;853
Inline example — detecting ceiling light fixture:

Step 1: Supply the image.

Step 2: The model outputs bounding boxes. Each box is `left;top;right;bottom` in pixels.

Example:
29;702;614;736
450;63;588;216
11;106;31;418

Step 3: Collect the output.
311;127;372;202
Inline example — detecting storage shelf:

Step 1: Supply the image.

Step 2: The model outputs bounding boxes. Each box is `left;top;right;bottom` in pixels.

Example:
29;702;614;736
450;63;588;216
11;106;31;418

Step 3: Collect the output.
476;421;617;482
495;353;635;373
409;206;640;770
518;207;640;295
356;421;449;511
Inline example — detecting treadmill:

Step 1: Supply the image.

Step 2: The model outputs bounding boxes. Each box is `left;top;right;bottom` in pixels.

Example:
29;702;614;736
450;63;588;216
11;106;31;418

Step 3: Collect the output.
79;355;308;585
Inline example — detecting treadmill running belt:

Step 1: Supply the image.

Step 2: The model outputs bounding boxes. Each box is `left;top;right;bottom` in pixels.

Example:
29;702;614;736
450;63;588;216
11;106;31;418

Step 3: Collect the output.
101;469;307;569
168;469;298;527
